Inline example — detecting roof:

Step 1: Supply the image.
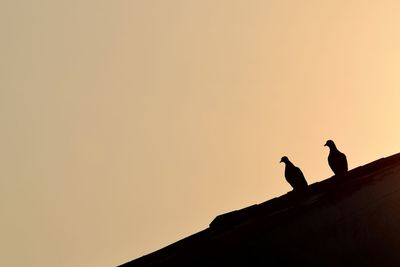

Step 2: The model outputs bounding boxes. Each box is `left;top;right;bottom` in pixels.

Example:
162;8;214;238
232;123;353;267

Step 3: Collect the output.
120;152;400;266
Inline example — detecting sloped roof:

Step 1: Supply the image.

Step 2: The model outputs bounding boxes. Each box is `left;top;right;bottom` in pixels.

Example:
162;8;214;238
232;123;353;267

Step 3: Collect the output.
120;152;400;266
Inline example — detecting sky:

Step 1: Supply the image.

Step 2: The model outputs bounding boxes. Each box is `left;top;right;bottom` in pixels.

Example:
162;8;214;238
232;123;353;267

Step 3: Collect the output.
1;1;400;266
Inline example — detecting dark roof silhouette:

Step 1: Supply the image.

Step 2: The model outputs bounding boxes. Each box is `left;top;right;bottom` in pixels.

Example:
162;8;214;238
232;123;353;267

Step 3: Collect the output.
120;152;400;267
280;156;308;190
325;139;348;176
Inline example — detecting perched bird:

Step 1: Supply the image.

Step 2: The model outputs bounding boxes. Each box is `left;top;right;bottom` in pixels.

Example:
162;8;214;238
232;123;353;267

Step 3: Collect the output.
324;140;348;176
280;156;308;191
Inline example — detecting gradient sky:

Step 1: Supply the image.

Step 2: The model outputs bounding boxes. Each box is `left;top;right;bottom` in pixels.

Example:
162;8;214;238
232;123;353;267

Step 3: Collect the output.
2;1;400;266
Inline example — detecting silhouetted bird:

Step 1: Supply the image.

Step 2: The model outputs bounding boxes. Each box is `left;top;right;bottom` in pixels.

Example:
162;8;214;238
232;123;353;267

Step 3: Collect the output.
324;140;348;176
280;156;308;191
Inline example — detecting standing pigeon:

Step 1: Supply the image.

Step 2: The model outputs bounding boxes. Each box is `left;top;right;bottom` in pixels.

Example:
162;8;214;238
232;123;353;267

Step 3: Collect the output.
280;156;308;191
324;140;348;176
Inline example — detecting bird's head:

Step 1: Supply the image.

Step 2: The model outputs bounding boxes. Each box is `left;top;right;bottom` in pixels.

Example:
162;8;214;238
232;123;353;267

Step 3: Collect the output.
324;140;335;148
280;156;289;163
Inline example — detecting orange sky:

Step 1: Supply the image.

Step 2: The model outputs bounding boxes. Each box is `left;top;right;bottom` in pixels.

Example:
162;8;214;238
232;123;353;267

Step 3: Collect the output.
2;1;400;266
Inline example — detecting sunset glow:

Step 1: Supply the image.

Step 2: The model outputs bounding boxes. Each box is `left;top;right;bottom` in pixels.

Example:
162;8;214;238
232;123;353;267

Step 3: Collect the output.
2;1;400;266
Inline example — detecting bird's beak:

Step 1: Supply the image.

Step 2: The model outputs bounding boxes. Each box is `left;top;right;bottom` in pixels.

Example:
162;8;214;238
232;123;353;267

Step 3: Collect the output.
324;143;327;147
279;160;282;163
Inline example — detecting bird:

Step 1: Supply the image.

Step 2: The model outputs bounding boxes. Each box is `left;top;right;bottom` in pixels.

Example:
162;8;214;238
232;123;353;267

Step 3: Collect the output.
324;140;348;176
280;156;308;191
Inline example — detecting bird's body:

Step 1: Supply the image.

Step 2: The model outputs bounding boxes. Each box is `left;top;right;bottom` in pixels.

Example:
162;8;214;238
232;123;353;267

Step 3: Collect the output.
325;140;348;176
280;156;308;191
